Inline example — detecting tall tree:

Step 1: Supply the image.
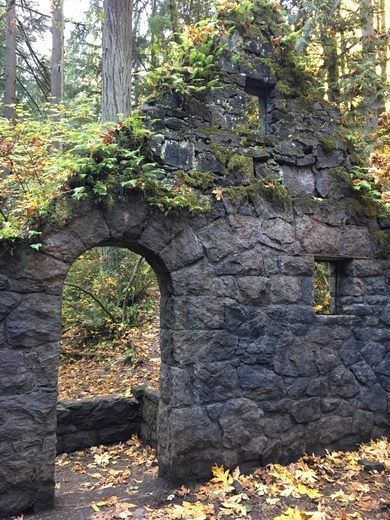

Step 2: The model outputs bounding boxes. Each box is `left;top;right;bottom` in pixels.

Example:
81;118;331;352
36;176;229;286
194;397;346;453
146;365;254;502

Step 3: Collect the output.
102;0;133;121
377;0;387;116
169;0;179;41
51;0;64;104
3;0;16;119
360;0;378;133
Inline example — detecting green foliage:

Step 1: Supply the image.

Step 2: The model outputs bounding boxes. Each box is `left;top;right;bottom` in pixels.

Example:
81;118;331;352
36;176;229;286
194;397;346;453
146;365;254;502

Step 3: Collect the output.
350;165;382;202
62;247;158;355
71;133;209;213
313;261;331;314
143;18;227;97
282;0;388;139
0;99;102;239
0;101;209;242
64;2;103;111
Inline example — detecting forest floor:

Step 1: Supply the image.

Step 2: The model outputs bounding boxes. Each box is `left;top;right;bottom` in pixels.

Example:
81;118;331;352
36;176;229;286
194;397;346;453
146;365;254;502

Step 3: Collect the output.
58;312;160;401
20;307;390;520
23;437;390;520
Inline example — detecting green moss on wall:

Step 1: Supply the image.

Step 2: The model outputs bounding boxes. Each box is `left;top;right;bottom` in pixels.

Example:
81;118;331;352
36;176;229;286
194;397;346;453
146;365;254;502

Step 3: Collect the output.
211;144;255;182
319;137;337;153
176;170;215;189
275;82;296;97
224;177;291;208
227;154;254;179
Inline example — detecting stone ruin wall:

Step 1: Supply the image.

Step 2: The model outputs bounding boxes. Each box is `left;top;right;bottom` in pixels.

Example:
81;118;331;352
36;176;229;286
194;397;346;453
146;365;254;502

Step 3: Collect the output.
0;4;389;517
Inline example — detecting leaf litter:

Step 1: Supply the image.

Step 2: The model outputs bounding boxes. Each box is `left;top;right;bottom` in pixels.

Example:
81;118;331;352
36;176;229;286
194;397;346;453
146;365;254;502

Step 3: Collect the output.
23;437;389;520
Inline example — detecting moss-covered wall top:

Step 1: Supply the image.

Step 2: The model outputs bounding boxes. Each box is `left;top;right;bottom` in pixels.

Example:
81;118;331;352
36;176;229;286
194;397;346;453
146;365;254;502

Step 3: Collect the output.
60;0;389;255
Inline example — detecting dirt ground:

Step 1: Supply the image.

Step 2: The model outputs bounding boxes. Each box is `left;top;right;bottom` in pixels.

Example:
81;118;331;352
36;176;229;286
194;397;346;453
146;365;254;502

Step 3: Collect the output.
24;439;174;520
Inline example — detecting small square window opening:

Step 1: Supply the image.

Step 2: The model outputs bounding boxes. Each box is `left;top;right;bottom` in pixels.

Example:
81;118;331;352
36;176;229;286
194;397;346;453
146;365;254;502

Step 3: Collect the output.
244;77;273;134
314;260;340;315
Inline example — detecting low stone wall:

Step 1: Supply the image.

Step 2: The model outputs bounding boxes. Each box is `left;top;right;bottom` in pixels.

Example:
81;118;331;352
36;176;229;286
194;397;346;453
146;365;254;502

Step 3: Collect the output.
57;389;159;454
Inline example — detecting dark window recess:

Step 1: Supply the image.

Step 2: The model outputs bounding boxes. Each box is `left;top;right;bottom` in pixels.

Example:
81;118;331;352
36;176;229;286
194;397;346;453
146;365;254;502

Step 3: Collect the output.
244;76;274;134
313;260;348;315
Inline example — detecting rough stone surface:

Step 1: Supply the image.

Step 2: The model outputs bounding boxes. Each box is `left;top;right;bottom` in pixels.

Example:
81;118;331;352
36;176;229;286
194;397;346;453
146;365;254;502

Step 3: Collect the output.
1;4;390;517
56;396;143;455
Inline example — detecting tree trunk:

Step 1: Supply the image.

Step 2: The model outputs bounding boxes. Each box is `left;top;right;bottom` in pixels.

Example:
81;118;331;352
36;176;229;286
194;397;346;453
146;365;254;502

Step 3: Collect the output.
169;0;180;43
360;0;378;133
378;0;387;116
102;0;133;122
51;0;64;104
122;256;143;323
3;0;17;120
150;0;158;68
320;28;340;106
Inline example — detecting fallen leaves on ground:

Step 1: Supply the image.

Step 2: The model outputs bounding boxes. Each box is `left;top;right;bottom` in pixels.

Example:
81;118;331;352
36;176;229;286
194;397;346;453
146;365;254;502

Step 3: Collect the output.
159;437;390;519
50;437;390;519
58;314;160;400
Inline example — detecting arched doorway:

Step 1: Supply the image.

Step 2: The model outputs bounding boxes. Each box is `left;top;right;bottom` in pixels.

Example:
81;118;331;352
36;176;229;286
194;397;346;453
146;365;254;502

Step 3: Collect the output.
0;193;213;516
60;246;160;402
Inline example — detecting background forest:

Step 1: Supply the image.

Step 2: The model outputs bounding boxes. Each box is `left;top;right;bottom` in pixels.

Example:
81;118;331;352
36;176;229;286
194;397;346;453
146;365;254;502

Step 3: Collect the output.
0;0;389;379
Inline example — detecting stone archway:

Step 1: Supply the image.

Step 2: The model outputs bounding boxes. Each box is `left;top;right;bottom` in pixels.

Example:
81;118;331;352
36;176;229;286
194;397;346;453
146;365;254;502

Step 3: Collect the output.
0;192;210;515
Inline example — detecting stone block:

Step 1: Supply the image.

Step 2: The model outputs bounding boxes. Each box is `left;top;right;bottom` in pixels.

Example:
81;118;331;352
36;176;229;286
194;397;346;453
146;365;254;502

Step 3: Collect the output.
195;361;240;403
360;384;388;412
329;367;360;398
350;361;377;387
317;416;352;444
270;276;302;303
6;295;61;348
361;342;386;367
238;365;284;400
219;398;265;449
56;396;142;454
291;398;322;423
280;165;315;196
160;228;204;271
0;292;21;320
316;147;345;169
162;140;194;169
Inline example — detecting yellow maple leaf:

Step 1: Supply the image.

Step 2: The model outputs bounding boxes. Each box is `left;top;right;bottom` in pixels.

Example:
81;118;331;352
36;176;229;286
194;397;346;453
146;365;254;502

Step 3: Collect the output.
170;501;211;520
221;493;250;517
330;489;355;503
255;483;269;496
295;484;321;499
294;468;318;484
274;508;305;520
94;453;111;466
212;188;224;201
210;465;234;491
274;508;326;520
